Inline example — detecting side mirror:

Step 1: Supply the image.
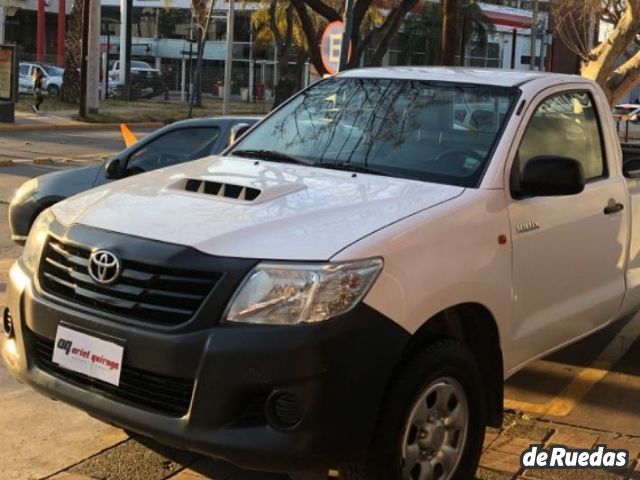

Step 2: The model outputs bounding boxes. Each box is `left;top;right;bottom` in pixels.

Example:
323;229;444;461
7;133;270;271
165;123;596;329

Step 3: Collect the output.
105;157;124;179
227;123;252;146
624;158;640;178
519;156;585;197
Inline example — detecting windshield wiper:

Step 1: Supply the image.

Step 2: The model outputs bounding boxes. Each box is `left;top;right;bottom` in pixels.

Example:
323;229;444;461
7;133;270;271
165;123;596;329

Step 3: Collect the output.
231;149;314;166
319;162;389;176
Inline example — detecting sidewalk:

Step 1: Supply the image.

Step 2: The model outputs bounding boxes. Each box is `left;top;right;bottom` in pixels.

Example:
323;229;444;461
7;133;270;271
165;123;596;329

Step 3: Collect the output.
0;110;162;132
477;412;640;479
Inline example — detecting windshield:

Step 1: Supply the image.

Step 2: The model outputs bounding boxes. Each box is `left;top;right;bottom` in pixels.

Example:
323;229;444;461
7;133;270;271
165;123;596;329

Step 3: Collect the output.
41;65;63;76
232;77;519;187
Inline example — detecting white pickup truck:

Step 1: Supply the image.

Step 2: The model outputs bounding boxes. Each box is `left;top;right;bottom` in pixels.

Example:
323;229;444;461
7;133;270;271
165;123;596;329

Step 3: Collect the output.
3;68;640;479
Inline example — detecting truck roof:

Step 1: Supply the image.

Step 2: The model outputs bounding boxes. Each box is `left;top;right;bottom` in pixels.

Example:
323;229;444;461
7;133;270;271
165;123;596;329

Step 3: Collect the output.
337;67;583;88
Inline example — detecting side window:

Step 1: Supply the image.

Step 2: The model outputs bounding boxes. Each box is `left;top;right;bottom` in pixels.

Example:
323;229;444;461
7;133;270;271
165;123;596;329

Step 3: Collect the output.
126;127;220;175
515;91;606;183
19;65;29;76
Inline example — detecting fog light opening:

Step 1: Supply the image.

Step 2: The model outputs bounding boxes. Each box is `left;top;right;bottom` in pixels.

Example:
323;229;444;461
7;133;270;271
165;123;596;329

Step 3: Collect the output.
266;391;303;430
3;308;14;338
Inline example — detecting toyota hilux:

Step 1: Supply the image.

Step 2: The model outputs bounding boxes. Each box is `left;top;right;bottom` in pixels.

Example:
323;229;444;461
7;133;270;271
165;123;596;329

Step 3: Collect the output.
4;67;640;479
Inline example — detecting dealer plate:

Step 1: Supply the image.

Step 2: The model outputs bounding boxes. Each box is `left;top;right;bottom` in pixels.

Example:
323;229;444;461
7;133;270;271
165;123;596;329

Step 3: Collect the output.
52;325;124;386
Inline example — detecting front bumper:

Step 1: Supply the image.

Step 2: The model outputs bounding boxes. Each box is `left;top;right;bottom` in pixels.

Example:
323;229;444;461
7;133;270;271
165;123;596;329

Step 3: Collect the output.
2;260;409;472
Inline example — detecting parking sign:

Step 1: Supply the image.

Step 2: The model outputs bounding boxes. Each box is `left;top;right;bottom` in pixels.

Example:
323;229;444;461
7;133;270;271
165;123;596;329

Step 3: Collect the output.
321;21;351;75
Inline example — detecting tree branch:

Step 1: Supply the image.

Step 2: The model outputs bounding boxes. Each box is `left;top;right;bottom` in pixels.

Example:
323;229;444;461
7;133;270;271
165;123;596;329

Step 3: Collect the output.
367;0;420;65
268;0;283;49
291;0;328;74
298;0;340;22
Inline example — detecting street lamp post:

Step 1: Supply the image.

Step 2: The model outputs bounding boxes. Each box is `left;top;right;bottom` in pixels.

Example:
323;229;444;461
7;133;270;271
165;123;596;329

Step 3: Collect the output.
223;0;234;115
339;0;354;71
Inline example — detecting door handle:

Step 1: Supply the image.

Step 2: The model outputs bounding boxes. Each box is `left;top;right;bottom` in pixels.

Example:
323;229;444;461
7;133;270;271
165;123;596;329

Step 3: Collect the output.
604;203;624;215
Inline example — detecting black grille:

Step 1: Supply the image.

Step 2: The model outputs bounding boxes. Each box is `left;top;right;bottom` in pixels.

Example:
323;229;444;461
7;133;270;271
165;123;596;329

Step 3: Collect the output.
39;238;221;326
32;332;194;417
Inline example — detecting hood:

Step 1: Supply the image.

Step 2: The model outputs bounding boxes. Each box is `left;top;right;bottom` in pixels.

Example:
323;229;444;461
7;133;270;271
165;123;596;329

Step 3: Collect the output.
38;164;103;197
52;156;464;260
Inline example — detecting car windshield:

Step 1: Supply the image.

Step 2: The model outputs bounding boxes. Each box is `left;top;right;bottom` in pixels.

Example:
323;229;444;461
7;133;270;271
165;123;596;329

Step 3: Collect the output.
41;65;63;76
233;77;519;187
132;61;152;69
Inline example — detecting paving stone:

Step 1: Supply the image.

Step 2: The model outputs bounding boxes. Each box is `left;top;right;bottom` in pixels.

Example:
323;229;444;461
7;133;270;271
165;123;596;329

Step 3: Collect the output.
595;436;640;461
483;429;501;451
475;466;513;480
165;458;290;480
546;429;599;449
522;468;626;479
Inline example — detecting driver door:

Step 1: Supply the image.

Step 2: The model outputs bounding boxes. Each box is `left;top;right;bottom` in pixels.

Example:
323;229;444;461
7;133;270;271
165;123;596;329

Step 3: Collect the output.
506;89;627;369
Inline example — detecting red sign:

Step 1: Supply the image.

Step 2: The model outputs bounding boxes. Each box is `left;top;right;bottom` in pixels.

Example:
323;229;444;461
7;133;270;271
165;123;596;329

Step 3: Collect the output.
320;21;351;75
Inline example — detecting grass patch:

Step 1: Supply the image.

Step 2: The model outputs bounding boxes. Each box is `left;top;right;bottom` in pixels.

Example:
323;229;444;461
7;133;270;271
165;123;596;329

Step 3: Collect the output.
17;94;272;123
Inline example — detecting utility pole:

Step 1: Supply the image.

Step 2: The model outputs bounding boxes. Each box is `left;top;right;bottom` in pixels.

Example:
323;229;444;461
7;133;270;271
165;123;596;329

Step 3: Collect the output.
37;0;46;62
222;0;234;115
86;0;100;113
339;0;354;71
529;0;539;70
119;0;132;99
79;0;91;117
442;0;458;66
57;0;65;66
119;0;127;85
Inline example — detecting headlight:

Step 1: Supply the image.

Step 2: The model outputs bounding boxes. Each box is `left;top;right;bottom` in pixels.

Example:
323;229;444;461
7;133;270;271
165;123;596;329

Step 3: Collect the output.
13;178;38;203
225;258;383;325
22;209;54;272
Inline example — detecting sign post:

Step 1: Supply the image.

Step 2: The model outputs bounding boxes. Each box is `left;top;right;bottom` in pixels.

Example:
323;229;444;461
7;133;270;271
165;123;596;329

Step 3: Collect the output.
0;44;17;123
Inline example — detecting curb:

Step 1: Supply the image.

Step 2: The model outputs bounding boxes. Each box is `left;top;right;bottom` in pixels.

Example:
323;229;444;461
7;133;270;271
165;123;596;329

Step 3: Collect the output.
0;121;163;133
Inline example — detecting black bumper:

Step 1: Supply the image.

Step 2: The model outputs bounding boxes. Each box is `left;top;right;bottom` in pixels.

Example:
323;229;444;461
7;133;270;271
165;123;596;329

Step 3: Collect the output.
3;257;409;472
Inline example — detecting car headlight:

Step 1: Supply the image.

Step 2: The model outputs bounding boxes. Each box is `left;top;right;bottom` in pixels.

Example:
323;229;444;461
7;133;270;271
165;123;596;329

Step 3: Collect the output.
22;209;54;272
225;258;383;325
13;178;38;204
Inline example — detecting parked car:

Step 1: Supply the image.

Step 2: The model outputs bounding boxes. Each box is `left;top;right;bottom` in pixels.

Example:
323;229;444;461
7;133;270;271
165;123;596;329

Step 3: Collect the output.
6;68;640;478
613;103;640;122
8;116;259;243
18;62;64;97
109;60;162;98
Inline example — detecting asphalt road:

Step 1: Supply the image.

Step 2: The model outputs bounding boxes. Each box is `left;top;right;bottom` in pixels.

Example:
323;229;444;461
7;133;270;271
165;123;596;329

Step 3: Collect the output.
1;128;640;479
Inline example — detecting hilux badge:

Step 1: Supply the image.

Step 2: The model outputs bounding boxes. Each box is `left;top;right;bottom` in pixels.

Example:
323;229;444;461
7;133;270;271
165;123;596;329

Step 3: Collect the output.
516;221;540;234
88;250;121;285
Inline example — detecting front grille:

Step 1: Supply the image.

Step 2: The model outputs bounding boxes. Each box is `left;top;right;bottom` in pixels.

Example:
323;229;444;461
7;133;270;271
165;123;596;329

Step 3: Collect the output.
39;238;221;326
32;332;194;417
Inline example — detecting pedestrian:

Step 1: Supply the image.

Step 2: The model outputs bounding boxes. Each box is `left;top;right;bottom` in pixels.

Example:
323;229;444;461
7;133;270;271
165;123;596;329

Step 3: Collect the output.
32;69;45;114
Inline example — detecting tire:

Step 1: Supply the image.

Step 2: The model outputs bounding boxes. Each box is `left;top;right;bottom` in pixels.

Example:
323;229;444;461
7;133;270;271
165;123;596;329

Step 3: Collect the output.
341;339;486;480
47;85;60;97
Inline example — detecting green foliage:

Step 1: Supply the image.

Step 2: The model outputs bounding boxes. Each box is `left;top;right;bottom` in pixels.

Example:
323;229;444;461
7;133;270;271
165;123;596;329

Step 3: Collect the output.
251;0;307;49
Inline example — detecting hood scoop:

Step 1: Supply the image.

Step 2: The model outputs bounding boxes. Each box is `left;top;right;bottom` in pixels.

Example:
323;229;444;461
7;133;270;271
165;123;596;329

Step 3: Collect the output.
183;178;262;202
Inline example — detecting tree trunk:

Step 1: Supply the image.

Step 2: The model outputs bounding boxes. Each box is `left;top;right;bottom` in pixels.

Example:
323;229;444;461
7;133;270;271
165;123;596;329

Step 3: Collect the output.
442;0;458;66
60;0;83;103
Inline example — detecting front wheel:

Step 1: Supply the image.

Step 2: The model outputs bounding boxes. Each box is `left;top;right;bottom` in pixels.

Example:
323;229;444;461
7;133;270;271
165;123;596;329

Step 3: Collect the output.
342;339;486;480
47;84;60;97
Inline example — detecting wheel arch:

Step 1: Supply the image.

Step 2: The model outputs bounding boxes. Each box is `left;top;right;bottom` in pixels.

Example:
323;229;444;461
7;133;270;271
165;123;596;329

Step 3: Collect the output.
401;303;504;428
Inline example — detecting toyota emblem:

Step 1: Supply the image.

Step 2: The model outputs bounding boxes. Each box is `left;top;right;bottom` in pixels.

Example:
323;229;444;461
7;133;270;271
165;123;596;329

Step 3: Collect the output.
88;250;121;285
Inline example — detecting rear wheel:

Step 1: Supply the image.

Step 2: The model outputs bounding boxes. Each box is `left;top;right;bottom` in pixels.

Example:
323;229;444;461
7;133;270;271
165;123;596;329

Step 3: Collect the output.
341;339;486;480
